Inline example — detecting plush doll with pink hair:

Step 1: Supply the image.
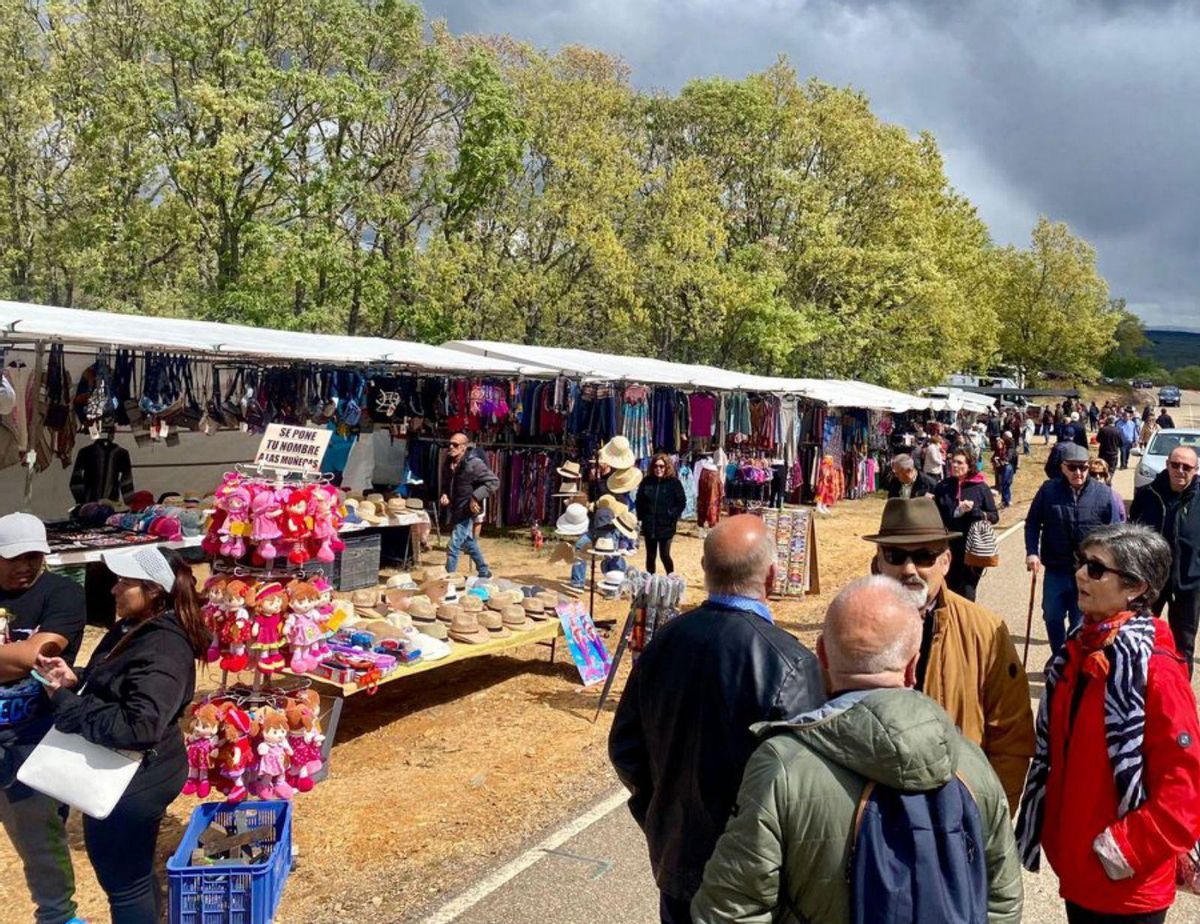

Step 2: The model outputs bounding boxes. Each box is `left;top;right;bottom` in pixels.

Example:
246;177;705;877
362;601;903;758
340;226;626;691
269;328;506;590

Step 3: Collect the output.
218;485;252;559
250;486;284;564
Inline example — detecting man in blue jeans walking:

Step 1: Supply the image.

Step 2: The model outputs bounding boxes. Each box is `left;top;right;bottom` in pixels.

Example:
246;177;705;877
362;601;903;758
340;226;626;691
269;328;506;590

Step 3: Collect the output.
439;432;499;578
1025;443;1117;654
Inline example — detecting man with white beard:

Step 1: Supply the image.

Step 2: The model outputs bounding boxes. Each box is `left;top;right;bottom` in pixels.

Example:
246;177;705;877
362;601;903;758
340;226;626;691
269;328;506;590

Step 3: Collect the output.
864;497;1034;814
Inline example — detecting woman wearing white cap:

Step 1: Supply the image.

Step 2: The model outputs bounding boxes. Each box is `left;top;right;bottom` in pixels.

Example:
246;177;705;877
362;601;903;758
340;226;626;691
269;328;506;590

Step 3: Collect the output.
34;547;208;924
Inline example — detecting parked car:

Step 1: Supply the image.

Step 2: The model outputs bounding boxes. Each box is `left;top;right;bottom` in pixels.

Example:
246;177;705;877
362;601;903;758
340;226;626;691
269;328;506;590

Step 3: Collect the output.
1135;429;1200;489
1159;385;1182;407
1132;378;1154;389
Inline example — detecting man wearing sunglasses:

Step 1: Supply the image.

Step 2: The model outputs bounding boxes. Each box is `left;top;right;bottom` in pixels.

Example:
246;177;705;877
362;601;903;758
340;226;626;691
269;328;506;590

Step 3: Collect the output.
866;497;1033;814
1130;445;1200;675
1025;442;1118;655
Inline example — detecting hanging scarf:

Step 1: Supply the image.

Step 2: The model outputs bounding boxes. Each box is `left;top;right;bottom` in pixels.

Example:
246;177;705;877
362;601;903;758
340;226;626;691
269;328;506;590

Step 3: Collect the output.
1015;611;1156;871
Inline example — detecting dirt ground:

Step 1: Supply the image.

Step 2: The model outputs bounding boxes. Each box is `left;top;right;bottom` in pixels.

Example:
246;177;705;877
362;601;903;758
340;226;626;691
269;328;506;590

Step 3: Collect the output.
0;443;1057;924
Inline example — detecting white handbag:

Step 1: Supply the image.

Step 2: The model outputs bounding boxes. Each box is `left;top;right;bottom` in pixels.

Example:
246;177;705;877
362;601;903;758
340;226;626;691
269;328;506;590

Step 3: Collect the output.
17;725;143;819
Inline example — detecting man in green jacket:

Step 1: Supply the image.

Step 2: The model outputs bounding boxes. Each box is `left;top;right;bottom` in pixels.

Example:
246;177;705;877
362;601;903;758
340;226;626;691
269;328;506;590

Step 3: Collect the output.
691;576;1023;924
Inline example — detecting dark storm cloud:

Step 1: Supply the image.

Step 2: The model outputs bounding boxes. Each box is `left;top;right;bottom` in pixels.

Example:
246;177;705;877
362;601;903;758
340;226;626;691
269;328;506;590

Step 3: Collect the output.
421;0;1200;329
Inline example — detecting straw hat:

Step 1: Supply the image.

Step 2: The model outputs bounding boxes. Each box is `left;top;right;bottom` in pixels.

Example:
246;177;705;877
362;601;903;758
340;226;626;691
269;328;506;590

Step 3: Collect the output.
461;596;484;614
449;609;490;644
556;460;582;480
523;598;551;622
409;599;437;622
598;436;635;470
405;497;425;511
423;565;449;582
606;467;642;495
386;573;417;589
478;610;512;640
356;500;386;525
366;492;386;506
535;591;558;611
502;605;536;632
383;611;413;631
385;497;407;517
555;503;589;536
595;495;629;517
614;509;639;541
351;588;384;619
420;620;449;641
437;603;464;624
592;535;617;554
552;482;581;498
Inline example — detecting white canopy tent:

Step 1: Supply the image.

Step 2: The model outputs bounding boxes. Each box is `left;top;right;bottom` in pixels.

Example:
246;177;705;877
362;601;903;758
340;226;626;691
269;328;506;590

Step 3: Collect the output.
442;340;941;413
0;301;535;376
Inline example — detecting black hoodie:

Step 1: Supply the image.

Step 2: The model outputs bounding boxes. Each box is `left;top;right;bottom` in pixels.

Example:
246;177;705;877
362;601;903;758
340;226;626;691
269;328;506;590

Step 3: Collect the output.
49;608;196;794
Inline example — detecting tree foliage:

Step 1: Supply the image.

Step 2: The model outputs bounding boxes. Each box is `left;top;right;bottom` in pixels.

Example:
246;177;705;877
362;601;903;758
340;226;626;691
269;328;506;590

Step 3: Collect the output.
0;1;1115;389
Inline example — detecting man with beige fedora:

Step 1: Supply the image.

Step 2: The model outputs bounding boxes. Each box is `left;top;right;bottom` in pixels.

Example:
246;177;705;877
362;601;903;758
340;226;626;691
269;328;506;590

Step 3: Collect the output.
864;496;1034;814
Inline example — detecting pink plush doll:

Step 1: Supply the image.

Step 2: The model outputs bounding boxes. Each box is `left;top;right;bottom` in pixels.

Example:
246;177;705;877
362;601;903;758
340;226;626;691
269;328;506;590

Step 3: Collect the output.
218;580;254;673
285;691;324;794
251;581;288;674
249;486;283;564
219;485;252;559
182;703;222;798
280;487;313;565
309;576;335;661
308;486;340;563
255;707;294;799
284;580;324;674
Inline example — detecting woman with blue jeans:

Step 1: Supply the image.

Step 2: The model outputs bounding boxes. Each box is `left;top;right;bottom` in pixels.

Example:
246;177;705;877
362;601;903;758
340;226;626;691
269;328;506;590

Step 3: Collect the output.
991;437;1014;508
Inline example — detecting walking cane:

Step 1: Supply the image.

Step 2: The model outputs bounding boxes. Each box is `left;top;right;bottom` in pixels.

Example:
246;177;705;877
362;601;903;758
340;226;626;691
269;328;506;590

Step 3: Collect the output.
1022;569;1038;669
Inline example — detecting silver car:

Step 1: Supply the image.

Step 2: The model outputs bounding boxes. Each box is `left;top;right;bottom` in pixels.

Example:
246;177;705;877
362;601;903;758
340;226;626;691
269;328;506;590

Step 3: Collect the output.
1135;429;1200;489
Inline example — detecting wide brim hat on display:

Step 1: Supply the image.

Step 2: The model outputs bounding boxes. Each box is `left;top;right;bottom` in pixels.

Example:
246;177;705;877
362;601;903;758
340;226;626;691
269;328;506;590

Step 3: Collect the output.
478;610;512;640
535;591;558;611
382;611;414;631
556;460;582;480
356;500;386;525
600;570;626;594
614;510;638;541
606;467;642;495
366;493;387;506
502;605;536;632
385;498;407;517
449;609;490;644
410;599;437;622
423;565;449;582
862;497;961;546
593;508;616;533
597;436;636;470
592;535;617;554
420;620;449;642
438;603;465;625
461;596;484;614
595;495;629;518
523;598;550;622
352;588;385;619
386;573;417;590
552;482;581;498
404;497;425;511
556;503;589;536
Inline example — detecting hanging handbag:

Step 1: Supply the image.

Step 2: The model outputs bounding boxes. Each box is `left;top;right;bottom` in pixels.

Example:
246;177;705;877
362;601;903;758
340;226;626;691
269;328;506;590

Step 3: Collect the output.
964;519;999;569
207;365;228;427
173;360;205;431
43;344;71;431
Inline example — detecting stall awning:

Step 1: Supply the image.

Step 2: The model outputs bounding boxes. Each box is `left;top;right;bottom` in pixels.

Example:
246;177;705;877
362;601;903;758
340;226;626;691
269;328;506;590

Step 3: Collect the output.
0;301;535;375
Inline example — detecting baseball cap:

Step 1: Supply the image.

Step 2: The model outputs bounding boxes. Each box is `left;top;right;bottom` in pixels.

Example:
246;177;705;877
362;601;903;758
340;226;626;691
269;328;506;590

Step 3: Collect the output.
0;513;50;559
102;546;176;592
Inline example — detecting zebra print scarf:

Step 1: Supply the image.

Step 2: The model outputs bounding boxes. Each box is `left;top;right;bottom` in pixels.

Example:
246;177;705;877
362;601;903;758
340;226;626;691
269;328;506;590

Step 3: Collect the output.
1015;612;1157;871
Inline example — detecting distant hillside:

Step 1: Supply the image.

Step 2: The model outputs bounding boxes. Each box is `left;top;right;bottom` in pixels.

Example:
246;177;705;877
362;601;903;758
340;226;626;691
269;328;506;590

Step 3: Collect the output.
1145;329;1200;370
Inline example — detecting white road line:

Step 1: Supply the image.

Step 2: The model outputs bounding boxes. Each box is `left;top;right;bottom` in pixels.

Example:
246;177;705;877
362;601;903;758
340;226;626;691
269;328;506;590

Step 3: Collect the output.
998;520;1025;544
423;789;630;923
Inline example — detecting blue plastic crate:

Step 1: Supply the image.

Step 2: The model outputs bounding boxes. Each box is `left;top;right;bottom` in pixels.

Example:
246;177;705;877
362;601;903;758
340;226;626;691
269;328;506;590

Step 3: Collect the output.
168;800;293;924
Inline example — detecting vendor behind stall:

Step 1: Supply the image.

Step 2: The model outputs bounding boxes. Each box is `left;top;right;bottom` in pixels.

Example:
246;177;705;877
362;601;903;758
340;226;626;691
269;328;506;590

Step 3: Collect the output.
0;512;86;924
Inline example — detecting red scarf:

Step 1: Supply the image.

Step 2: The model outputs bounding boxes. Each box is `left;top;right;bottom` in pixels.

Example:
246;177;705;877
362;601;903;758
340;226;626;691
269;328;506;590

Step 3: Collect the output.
1079;610;1136;679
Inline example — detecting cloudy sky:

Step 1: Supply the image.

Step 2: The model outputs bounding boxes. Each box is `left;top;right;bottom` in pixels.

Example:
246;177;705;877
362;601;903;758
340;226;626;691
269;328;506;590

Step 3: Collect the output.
423;0;1200;330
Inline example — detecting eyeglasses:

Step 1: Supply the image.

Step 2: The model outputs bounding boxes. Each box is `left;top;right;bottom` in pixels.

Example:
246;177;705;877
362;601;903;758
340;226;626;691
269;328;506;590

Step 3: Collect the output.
880;546;943;567
1168;461;1197;473
449;441;467;448
1074;553;1137;582
652;463;665;469
1063;463;1089;473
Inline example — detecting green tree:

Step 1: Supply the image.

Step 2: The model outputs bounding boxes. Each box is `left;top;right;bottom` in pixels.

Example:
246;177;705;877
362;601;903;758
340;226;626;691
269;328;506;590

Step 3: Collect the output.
994;217;1117;385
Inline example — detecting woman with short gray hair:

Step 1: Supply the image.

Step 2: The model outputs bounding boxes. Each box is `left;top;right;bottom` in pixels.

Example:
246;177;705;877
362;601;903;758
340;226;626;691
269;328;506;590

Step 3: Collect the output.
1016;521;1200;923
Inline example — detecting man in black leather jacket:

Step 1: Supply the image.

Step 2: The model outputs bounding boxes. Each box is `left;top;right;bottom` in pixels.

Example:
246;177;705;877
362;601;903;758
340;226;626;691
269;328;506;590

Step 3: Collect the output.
608;515;824;923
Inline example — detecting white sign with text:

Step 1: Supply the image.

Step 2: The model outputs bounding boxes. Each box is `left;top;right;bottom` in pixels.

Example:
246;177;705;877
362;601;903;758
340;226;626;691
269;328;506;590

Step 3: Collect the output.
253;424;332;473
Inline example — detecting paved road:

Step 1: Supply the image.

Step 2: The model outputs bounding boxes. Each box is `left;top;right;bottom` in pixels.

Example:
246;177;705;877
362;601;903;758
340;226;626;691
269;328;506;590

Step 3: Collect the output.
422;468;1200;922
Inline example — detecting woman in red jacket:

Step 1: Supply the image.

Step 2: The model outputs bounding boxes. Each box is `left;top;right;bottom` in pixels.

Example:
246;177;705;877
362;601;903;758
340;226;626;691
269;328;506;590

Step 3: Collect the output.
1016;523;1200;923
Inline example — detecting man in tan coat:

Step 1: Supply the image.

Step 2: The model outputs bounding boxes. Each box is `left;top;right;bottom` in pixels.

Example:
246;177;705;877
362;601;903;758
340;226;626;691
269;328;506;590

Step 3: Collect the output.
865;497;1034;812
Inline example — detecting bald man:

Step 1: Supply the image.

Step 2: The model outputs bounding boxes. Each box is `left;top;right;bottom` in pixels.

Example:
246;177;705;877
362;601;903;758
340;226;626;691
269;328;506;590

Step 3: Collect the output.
693;577;1022;924
1131;444;1200;674
609;514;824;924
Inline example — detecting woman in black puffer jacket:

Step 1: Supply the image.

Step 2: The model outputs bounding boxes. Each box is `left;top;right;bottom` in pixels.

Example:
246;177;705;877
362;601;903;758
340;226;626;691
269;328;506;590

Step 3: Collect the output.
636;454;687;574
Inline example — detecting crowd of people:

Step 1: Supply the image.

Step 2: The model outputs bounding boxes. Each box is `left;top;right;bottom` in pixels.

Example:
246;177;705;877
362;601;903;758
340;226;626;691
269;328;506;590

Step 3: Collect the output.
612;397;1200;924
